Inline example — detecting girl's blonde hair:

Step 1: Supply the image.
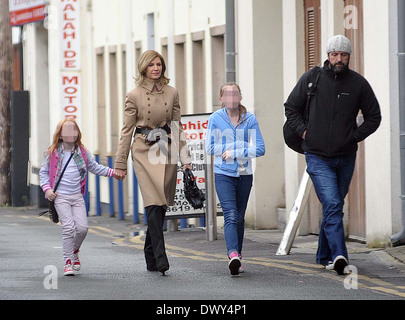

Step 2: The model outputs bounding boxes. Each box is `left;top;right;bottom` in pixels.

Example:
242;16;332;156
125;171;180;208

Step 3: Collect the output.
135;50;170;86
219;82;247;122
46;119;84;156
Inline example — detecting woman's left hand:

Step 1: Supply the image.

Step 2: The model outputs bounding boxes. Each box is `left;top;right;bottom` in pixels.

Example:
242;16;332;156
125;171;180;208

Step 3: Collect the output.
222;150;232;161
182;163;193;172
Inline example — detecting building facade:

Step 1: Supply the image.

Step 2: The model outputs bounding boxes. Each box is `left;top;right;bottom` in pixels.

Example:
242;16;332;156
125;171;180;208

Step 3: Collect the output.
18;0;402;247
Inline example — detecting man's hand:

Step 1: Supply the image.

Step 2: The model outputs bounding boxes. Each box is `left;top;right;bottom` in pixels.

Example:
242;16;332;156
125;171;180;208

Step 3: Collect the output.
302;130;307;140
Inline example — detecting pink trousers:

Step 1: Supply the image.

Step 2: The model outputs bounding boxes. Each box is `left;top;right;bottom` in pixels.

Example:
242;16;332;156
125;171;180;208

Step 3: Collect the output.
54;193;88;264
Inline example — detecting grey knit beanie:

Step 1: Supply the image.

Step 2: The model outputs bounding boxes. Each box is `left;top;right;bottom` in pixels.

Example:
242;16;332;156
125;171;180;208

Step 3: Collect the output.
326;35;352;55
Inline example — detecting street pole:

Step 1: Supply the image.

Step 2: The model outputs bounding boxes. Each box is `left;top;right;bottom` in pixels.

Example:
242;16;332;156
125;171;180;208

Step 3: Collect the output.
204;142;217;241
0;0;12;205
392;0;405;247
225;0;236;83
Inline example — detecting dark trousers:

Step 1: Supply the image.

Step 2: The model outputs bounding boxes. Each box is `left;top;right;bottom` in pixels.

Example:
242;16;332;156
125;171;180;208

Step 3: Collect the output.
144;205;169;270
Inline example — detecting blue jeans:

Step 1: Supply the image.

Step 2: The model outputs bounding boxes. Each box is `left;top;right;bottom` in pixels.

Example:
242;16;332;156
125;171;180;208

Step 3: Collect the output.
215;173;253;257
305;152;356;265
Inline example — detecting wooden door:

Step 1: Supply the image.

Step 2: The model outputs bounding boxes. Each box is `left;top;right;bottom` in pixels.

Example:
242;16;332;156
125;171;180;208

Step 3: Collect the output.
304;0;324;234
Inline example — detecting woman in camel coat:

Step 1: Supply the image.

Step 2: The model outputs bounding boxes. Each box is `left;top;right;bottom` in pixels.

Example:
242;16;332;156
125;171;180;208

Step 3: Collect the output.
114;50;192;275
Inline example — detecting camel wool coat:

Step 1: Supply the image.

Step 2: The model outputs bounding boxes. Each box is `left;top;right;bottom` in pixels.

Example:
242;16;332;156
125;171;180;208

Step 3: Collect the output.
114;78;191;208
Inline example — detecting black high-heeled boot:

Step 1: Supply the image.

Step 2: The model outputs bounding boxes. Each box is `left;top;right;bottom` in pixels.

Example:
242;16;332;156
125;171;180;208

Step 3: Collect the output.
144;205;169;275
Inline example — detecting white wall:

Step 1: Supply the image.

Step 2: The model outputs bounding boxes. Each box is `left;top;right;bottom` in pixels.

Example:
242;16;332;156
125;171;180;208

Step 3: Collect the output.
363;0;393;246
282;0;306;224
24;23;50;183
388;0;402;235
249;0;284;229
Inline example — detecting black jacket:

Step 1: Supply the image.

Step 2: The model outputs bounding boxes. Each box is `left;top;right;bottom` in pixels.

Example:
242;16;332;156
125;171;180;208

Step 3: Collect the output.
284;60;381;157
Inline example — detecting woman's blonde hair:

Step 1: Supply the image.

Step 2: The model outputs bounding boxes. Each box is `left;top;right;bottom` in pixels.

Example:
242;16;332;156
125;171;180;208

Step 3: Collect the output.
219;82;247;122
135;50;170;86
46;118;84;157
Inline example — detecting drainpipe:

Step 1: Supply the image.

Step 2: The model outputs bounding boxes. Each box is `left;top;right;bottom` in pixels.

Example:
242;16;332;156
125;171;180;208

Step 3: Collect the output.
225;0;236;82
392;0;405;247
167;0;175;86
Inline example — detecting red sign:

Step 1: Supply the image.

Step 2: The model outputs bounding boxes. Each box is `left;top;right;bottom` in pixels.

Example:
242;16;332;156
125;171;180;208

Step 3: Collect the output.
9;4;45;26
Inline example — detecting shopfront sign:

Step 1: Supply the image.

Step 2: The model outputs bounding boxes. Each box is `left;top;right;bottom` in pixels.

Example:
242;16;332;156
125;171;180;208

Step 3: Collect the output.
60;0;81;123
9;0;46;26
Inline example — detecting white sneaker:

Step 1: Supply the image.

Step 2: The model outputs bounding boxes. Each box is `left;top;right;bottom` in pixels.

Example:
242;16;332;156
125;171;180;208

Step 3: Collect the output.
325;261;334;270
239;265;245;273
327;255;349;275
64;259;75;276
238;254;245;273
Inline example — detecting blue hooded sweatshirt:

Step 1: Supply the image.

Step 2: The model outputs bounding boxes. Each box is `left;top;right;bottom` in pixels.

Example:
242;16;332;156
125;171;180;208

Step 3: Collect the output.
205;107;265;177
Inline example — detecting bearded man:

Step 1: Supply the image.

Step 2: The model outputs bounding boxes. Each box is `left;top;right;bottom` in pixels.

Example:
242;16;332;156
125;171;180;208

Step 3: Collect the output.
284;35;381;275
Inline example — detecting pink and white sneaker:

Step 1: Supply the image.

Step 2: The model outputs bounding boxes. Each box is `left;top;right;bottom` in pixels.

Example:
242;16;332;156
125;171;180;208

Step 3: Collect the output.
64;259;75;276
228;252;241;276
73;250;81;271
238;254;245;273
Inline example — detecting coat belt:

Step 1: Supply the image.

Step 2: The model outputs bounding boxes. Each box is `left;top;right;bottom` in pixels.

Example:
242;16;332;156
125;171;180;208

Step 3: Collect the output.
135;123;171;136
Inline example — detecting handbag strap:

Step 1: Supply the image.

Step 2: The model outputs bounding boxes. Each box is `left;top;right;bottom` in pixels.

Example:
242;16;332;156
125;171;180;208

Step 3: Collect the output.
304;66;321;121
53;150;74;192
37;150;74;217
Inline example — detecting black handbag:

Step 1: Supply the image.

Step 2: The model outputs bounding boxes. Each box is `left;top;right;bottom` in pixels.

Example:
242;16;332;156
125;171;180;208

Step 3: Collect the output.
183;168;205;209
283;66;321;154
47;201;59;224
38;151;74;223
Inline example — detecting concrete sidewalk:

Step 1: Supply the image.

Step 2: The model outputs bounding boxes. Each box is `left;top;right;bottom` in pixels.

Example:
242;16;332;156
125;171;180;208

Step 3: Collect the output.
242;228;405;271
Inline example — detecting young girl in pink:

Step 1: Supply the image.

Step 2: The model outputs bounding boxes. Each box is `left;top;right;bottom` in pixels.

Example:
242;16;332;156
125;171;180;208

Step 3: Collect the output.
40;119;116;276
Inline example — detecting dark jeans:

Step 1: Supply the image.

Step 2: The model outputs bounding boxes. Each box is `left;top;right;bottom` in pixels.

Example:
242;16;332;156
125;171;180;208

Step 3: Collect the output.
144;205;169;270
214;173;253;257
305;152;356;265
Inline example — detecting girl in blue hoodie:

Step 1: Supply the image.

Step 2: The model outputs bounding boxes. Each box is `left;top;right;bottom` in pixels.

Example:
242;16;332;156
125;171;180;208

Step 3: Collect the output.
205;83;265;275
